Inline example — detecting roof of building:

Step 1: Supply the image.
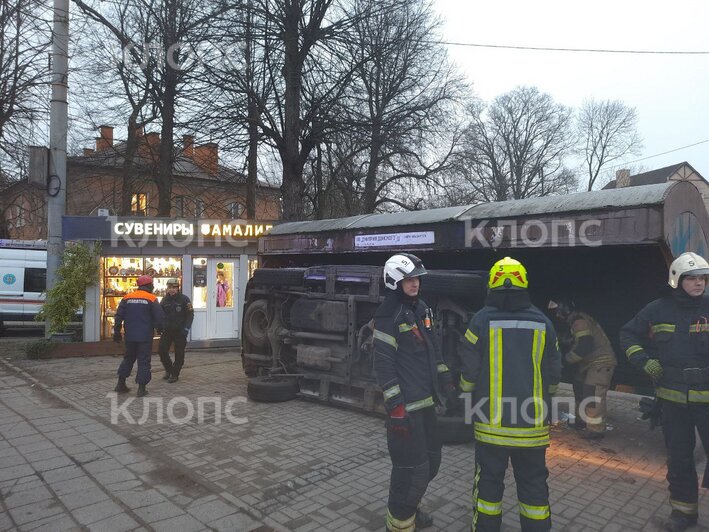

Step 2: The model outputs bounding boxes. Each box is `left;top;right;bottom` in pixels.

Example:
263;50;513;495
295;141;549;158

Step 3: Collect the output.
269;182;676;235
602;162;701;189
69;138;277;190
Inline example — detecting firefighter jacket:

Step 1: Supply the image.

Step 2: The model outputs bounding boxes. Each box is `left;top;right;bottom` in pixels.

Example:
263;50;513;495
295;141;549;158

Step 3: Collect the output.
114;289;165;342
566;311;617;369
459;290;562;448
373;292;452;413
620;290;709;405
160;293;194;331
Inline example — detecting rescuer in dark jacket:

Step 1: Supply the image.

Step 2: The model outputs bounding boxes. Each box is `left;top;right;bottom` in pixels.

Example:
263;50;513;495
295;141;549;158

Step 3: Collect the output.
113;275;165;397
620;251;709;532
373;253;456;532
158;278;194;383
459;257;561;532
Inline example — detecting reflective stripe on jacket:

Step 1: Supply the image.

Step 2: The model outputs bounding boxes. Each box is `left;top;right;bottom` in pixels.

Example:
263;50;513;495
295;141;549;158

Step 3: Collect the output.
620;294;709;405
373;293;450;412
567;311;617;369
460;305;562;448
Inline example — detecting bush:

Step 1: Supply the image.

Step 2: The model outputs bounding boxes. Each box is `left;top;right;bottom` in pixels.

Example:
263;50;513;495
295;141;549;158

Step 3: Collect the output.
36;242;101;333
25;340;54;360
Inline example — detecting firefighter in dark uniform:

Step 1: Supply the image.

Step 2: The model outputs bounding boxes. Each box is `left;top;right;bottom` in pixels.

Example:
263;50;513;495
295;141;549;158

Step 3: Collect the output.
113;275;165;397
620;251;709;532
459;257;561;532
548;300;616;439
373;253;457;532
158;278;194;383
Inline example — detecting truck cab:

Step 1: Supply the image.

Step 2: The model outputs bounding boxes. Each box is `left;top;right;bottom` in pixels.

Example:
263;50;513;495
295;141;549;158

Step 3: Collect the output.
0;240;47;334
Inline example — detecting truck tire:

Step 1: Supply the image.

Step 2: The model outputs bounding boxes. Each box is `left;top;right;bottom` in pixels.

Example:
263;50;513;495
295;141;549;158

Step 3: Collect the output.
422;271;484;299
243;299;270;348
247;376;299;402
437;415;474;444
251;268;306;286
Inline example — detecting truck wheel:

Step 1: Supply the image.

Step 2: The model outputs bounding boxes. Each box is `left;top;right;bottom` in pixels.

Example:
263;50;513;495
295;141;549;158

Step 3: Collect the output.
247;376;299;402
251;268;306;286
241;357;261;377
437;415;474;444
422;272;484;299
243;299;270;348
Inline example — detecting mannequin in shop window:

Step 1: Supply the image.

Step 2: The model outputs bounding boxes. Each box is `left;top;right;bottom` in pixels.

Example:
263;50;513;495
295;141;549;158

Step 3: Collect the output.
217;271;230;308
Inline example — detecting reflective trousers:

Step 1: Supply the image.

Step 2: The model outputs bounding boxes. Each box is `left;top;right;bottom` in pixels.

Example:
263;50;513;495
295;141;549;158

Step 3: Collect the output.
472;443;551;532
661;401;709;517
573;364;614;432
158;329;186;377
385;407;442;532
117;341;152;385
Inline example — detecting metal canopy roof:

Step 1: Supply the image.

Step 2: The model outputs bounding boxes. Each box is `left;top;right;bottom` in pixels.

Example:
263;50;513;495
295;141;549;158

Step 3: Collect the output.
269;182;675;236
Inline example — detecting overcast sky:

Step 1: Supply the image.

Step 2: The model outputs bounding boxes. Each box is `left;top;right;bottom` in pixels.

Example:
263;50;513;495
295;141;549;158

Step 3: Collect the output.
434;0;709;186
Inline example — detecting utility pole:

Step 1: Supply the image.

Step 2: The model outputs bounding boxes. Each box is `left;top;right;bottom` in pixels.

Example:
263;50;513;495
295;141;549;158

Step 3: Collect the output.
46;0;69;336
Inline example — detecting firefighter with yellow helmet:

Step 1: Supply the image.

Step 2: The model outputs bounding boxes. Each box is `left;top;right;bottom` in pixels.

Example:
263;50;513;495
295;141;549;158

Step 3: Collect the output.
620;251;709;532
459;257;561;532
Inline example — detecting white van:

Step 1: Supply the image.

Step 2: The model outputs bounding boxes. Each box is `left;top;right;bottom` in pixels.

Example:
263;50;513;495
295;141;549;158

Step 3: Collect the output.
0;240;47;333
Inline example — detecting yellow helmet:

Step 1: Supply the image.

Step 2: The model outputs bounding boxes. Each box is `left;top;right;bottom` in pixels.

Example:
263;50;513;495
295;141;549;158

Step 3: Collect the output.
488;257;528;290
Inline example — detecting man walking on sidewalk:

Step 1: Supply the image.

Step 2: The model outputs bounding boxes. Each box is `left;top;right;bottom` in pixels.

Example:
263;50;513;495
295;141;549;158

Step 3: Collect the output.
158;278;194;383
113;275;165;397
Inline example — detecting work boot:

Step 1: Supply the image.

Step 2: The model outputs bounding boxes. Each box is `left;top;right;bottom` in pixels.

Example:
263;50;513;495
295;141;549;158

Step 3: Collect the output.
666;512;698;531
415;510;434;529
168;374;179;383
114;377;130;394
137;384;148;397
162;371;171;381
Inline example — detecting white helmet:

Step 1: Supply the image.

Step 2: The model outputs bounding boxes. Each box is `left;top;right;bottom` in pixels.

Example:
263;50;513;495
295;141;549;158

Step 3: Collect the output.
668;251;709;288
383;253;427;290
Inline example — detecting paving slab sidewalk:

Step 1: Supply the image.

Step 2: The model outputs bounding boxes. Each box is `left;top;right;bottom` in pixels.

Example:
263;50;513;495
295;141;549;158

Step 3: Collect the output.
0;350;707;531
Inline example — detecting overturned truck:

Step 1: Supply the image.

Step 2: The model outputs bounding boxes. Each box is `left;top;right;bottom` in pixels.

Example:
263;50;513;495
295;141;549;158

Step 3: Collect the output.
241;181;709;430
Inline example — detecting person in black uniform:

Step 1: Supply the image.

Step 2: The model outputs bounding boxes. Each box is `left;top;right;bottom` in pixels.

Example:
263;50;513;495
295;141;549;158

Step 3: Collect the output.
158;278;194;383
620;251;709;532
113;275;165;397
373;253;457;532
459;257;561;532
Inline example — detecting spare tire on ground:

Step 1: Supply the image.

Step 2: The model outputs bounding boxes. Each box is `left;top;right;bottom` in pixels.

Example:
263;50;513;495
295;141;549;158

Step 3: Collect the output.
247;376;299;402
438;415;474;444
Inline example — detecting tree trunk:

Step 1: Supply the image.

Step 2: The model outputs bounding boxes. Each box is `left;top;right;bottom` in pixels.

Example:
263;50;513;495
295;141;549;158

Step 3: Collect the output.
157;80;176;217
120;115;140;216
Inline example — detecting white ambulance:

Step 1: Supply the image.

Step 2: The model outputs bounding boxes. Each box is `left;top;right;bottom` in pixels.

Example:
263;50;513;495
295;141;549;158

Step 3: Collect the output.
0;240;47;333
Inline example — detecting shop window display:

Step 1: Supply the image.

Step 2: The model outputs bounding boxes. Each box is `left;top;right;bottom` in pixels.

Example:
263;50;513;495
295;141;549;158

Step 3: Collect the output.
101;256;181;339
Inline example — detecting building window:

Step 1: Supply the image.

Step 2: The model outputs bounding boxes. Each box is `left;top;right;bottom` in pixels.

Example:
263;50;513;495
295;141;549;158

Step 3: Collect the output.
131;193;148;216
175;196;185;217
196;199;205;217
227;202;244;219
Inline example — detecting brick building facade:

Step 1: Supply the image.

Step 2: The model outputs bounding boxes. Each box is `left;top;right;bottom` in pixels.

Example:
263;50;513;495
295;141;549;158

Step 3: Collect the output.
0;126;281;239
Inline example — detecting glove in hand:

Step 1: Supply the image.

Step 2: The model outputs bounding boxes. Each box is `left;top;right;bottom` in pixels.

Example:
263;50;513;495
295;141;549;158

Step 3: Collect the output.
643;359;663;379
387;404;413;438
565;352;583;364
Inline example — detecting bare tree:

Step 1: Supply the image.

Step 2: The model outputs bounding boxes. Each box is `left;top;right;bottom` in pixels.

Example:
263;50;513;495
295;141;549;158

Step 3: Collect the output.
578;98;642;191
72;0;231;215
458;87;577;202
0;0;50;173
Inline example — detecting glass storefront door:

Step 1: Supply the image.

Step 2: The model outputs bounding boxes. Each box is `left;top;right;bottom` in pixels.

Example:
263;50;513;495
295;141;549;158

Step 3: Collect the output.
190;257;239;340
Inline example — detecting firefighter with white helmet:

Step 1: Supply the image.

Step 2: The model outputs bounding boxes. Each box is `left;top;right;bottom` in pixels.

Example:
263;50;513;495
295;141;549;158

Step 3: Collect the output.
620;251;709;532
374;253;455;531
459;257;561;532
